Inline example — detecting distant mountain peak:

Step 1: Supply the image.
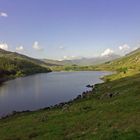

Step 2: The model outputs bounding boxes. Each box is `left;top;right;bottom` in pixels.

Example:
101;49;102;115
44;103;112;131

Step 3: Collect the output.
126;47;140;56
45;53;120;66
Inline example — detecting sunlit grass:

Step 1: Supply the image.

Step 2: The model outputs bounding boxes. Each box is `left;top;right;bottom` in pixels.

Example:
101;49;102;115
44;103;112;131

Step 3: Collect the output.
0;50;140;140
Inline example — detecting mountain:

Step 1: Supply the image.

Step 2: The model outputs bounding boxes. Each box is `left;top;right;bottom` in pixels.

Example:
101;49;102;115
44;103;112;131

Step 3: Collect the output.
63;54;120;66
1;48;140;139
0;49;51;83
43;54;120;66
0;49;57;67
95;47;140;80
126;47;140;56
42;59;64;66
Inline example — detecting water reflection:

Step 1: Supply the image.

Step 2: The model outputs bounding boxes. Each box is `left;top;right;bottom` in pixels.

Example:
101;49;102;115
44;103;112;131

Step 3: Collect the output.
0;71;111;117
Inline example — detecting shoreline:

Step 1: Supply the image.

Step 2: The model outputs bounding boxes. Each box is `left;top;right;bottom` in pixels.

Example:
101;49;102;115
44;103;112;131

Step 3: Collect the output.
0;71;112;119
0;70;113;85
0;86;95;120
0;71;52;85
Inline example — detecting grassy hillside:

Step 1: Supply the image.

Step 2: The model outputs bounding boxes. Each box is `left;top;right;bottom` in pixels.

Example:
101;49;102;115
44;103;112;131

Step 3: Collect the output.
49;54;120;71
0;49;140;140
50;65;95;71
45;54;120;66
51;49;140;73
62;54;120;66
95;48;140;71
42;59;64;66
0;49;51;83
0;49;56;67
94;48;140;81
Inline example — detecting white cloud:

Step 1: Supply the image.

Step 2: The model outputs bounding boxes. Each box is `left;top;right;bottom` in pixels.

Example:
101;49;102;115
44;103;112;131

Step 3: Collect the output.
0;43;8;50
32;41;43;51
101;48;114;56
59;46;65;49
0;12;8;17
119;44;130;51
133;43;140;51
62;55;82;60
63;56;68;59
16;46;24;51
63;56;73;60
132;47;138;51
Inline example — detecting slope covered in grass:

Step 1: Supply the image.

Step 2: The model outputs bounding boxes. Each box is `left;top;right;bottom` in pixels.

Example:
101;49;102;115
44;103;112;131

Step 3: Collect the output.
0;49;51;82
95;48;140;80
0;49;140;140
0;72;139;140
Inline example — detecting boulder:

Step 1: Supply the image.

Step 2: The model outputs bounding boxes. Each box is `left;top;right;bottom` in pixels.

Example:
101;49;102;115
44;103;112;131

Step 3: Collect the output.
86;84;94;88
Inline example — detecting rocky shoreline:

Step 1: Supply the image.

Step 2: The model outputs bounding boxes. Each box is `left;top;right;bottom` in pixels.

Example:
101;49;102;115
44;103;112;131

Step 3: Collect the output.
0;84;97;120
0;78;8;85
0;81;119;120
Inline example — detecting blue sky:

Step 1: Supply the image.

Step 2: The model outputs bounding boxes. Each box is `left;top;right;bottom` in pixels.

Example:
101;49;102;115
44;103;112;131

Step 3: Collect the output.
0;0;140;60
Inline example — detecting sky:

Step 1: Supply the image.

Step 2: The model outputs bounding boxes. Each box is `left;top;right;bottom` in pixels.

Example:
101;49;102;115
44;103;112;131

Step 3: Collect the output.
0;0;140;60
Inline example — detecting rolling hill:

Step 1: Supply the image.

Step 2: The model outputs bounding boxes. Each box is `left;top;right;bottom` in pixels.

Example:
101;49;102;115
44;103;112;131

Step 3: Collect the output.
95;47;140;80
0;48;139;139
42;59;64;66
0;49;57;67
63;54;120;66
43;54;120;66
0;49;51;83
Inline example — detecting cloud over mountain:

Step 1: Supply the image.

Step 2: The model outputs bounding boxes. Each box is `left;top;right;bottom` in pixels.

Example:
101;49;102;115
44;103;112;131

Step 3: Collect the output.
32;41;43;51
101;48;114;56
0;43;9;50
119;44;130;51
16;46;24;51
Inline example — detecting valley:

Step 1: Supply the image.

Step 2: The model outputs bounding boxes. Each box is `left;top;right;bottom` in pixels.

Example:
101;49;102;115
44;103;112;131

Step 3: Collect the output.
0;48;140;140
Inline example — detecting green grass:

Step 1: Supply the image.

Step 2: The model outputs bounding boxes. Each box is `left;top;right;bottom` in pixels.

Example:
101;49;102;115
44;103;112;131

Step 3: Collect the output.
0;72;139;140
50;65;96;72
0;49;51;82
51;49;140;75
0;49;140;139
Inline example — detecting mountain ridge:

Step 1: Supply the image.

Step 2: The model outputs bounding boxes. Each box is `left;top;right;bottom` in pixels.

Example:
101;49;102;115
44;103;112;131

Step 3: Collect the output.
0;45;140;139
0;49;51;83
43;54;120;66
0;49;58;67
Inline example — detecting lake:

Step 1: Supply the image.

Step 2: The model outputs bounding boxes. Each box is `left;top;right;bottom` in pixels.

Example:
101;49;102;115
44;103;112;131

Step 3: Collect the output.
0;71;111;117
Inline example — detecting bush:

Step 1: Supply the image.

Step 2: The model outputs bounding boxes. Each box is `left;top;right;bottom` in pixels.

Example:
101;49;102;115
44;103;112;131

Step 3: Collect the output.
117;67;128;74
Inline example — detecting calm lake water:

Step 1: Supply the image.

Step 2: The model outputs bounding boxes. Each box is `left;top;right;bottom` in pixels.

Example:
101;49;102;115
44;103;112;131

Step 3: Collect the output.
0;71;111;117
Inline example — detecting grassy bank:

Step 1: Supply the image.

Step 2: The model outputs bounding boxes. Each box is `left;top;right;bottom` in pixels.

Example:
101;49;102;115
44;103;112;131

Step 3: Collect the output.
50;65;96;72
0;49;140;139
0;57;51;84
0;49;51;84
0;70;140;140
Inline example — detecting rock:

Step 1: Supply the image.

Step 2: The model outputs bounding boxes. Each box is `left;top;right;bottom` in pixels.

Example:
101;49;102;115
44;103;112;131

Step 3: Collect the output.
43;107;51;110
82;92;86;97
28;132;38;138
74;95;82;101
62;104;69;111
107;93;113;98
67;100;73;104
100;93;113;100
58;102;66;108
82;106;92;111
86;84;94;88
